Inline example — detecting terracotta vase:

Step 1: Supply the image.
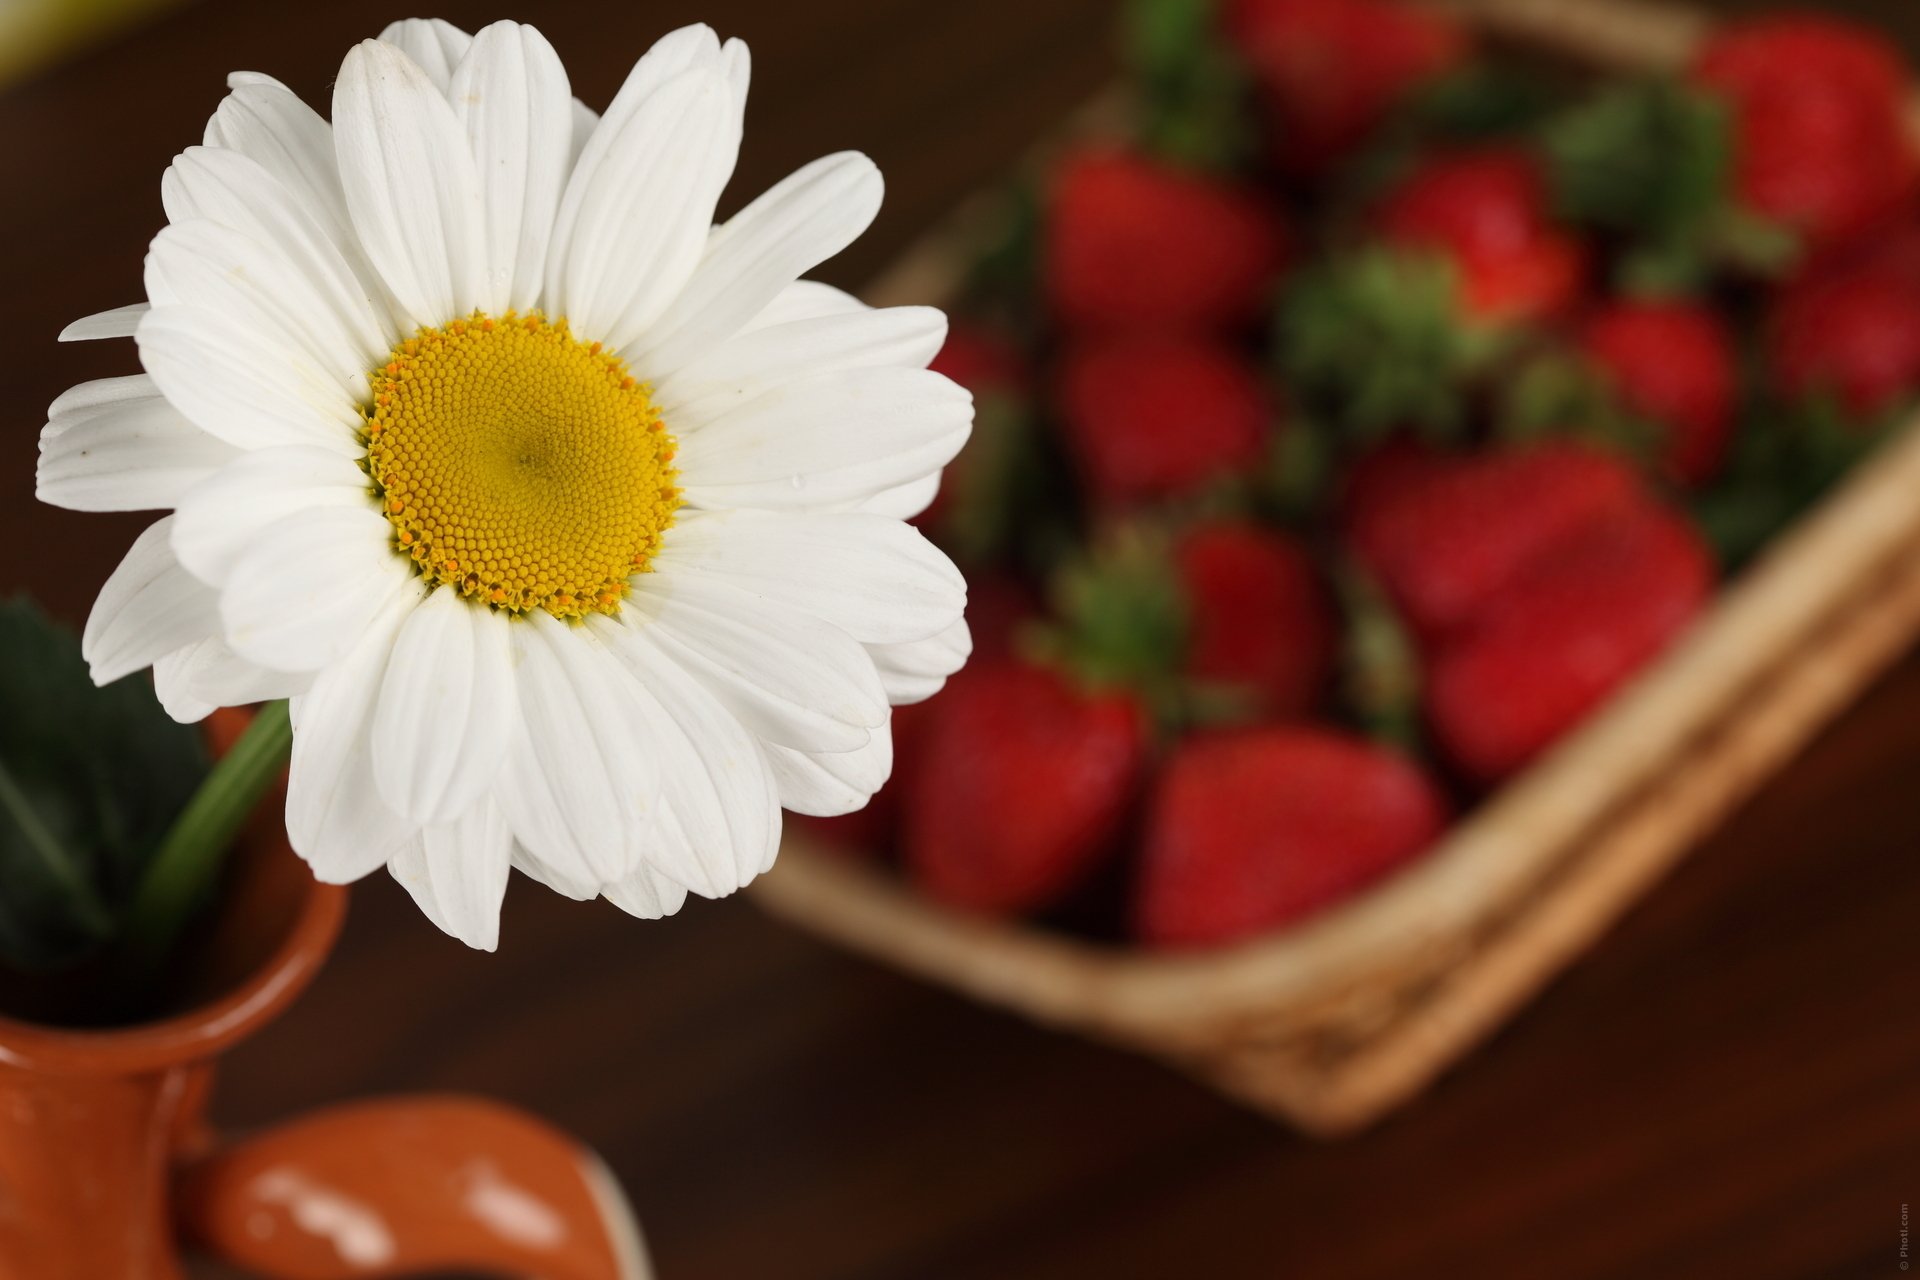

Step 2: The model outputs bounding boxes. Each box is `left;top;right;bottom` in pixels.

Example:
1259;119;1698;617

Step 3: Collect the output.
0;809;648;1280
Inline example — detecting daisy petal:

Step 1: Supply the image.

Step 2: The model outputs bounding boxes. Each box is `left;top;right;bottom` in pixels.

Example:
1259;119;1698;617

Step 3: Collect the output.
603;864;690;920
496;612;658;888
630;151;884;376
547;68;737;351
286;580;426;881
868;617;973;705
171;445;371;588
220;505;412;673
593;616;780;891
511;849;599;901
420;799;513;949
738;279;865;332
451;21;572;314
39;385;238;513
201;75;359;262
626;571;887;752
81;517;220;685
657;509;964;645
135;306;365;456
654;304;946;426
389;841;455;936
59;303;147;341
376;18;473;92
763;717;894;818
333;38;487;329
145;219;384;392
371;586;516;826
849;472;942;520
676;366;971;509
153;635;313;724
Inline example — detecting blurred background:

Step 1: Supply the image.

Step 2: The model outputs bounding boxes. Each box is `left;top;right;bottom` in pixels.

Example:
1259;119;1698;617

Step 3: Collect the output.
6;1;1920;1276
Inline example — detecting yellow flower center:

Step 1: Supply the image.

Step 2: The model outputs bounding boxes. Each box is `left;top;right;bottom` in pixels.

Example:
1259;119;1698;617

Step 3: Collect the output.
363;312;680;620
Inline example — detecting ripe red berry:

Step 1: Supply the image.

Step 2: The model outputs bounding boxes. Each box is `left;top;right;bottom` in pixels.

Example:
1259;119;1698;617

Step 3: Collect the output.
1375;147;1586;325
1057;335;1273;510
1426;499;1713;784
1769;264;1920;421
905;660;1148;915
1348;442;1642;642
1173;520;1335;719
1578;299;1737;487
1045;148;1289;333
1693;15;1916;249
1135;727;1447;948
1223;0;1469;175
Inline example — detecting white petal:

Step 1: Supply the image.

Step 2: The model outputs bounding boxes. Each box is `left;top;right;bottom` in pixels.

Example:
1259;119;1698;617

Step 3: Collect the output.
377;18;473;92
39;385;238;512
495;612;658;888
626;571;887;752
628;152;883;376
738;279;865;332
656;509;964;645
511;848;599;901
220;505;411;673
676;367;971;509
653;304;946;427
135;306;365;456
546;68;737;350
59;303;148;341
567;97;596;171
145;219;384;393
850;472;942;520
81;517;220;685
286;580;427;880
420;799;513;950
763;717;894;818
389;841;456;935
450;21;572;314
160;146;391;343
602;864;689;920
371;586;515;825
333;39;487;329
171;445;371;588
153;635;313;723
46;373;156;420
868;617;972;705
592;616;780;892
201;75;359;264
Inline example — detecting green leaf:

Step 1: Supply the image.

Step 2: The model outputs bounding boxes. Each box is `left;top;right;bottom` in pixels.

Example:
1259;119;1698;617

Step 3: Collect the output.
0;599;208;971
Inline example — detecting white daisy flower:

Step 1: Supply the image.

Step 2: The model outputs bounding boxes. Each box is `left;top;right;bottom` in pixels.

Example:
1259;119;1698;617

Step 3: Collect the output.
38;18;972;950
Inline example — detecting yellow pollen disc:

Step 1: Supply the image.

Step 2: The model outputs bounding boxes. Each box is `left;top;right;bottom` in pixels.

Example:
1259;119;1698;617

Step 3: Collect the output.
363;311;680;620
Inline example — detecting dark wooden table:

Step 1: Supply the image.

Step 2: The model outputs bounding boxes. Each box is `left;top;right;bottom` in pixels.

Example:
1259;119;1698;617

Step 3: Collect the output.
5;1;1920;1276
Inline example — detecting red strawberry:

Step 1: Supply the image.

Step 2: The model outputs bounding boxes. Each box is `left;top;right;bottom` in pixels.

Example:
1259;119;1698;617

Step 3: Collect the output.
1427;499;1713;784
1173;520;1335;718
1223;0;1469;175
905;660;1148;914
1577;299;1737;487
1045;148;1289;333
1135;727;1447;948
1339;439;1447;567
1057;335;1272;510
1693;16;1915;251
1768;264;1920;421
1348;442;1642;642
1376;147;1587;326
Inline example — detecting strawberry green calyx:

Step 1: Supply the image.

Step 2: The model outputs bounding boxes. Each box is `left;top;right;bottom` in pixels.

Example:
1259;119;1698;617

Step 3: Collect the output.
1542;77;1794;289
1034;523;1191;717
1276;249;1505;445
1335;560;1424;755
1124;0;1255;173
1497;346;1658;464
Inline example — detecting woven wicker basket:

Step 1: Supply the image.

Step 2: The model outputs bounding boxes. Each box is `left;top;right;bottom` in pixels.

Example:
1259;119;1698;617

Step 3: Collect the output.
751;0;1920;1135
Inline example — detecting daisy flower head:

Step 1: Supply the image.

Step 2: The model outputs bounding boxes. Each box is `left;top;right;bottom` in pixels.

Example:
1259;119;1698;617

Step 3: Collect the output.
39;19;973;949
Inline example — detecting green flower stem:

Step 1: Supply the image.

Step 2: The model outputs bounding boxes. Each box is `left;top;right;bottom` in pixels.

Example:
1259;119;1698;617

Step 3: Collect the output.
0;758;113;937
123;699;293;965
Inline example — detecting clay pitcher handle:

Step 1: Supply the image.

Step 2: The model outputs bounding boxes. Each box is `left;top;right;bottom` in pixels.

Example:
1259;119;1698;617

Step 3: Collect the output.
176;1095;650;1279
